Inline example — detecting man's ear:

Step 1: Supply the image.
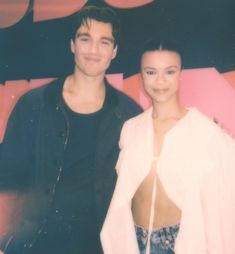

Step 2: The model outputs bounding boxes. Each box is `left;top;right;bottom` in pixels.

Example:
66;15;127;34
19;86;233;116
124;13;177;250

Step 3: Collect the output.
70;39;75;54
112;45;118;60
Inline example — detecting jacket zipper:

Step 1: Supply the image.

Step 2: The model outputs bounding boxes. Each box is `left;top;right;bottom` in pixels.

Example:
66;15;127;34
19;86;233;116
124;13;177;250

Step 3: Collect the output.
24;104;70;250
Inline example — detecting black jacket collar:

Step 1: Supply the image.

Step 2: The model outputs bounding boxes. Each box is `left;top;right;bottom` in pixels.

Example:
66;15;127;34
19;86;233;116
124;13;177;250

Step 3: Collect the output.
43;76;119;111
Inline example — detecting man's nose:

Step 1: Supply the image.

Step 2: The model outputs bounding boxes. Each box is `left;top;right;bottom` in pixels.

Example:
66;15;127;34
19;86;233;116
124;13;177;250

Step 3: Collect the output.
89;41;99;53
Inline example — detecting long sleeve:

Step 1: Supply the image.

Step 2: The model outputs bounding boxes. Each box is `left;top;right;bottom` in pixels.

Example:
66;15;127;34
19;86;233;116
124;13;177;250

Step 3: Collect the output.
0;95;37;191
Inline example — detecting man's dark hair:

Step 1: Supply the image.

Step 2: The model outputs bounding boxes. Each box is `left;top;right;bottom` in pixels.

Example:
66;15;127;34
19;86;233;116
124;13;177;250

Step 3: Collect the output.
71;5;120;47
140;39;184;67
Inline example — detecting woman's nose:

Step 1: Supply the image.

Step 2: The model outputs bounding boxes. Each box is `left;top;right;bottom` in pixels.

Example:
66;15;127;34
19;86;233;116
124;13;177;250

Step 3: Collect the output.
156;73;165;83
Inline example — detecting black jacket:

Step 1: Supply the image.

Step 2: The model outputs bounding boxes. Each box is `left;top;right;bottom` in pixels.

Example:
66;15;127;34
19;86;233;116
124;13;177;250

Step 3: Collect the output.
0;77;142;253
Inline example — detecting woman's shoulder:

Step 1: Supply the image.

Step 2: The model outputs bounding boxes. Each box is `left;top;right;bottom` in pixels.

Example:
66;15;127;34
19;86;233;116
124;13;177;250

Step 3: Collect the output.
189;108;234;142
124;107;152;127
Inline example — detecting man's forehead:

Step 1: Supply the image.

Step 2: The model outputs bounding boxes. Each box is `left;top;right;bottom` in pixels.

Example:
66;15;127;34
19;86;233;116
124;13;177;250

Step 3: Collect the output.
76;19;113;35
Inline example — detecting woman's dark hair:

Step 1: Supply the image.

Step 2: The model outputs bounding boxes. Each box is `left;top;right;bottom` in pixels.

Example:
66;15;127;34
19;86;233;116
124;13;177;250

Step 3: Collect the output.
140;39;184;66
70;5;120;47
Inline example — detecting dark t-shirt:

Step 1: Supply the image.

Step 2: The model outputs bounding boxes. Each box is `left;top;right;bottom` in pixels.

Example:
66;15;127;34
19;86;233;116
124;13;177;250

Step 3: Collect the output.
37;101;103;254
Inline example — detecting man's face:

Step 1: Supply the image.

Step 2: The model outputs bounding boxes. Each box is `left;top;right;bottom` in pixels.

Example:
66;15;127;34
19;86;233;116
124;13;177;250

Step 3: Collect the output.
71;19;117;78
141;50;181;105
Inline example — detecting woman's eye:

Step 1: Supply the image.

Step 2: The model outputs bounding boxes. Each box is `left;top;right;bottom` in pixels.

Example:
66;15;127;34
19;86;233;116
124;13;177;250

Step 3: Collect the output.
146;70;155;75
167;70;176;74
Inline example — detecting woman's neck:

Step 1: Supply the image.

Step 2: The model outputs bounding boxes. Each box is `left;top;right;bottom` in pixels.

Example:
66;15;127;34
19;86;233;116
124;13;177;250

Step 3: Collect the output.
152;101;186;121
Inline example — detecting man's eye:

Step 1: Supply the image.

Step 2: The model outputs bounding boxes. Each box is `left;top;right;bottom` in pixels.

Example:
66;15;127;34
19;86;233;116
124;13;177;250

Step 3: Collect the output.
101;40;111;45
79;37;89;41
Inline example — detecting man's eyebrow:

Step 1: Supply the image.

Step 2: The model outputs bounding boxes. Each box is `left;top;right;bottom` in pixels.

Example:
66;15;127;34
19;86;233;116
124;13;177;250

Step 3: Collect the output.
76;32;90;38
100;36;114;43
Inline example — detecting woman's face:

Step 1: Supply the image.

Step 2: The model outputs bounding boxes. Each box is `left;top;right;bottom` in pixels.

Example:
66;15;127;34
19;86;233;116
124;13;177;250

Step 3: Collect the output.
141;50;182;105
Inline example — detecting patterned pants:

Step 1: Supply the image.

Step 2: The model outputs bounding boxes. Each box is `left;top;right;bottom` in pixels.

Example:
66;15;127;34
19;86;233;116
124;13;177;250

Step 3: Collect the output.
135;224;180;254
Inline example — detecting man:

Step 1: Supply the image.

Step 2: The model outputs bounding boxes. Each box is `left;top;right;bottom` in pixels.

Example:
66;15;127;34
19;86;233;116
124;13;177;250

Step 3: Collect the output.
0;6;142;254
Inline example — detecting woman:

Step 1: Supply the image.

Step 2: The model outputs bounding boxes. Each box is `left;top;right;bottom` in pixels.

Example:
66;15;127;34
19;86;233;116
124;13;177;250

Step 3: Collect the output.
101;39;235;254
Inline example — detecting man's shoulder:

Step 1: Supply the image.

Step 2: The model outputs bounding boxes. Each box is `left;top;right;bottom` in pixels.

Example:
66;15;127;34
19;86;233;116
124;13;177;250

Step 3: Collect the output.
108;85;143;117
20;85;46;102
16;78;61;106
111;86;136;104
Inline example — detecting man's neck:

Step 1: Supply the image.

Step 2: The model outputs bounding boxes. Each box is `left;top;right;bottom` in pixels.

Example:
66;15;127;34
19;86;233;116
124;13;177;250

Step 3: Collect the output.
62;74;106;114
65;71;105;93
